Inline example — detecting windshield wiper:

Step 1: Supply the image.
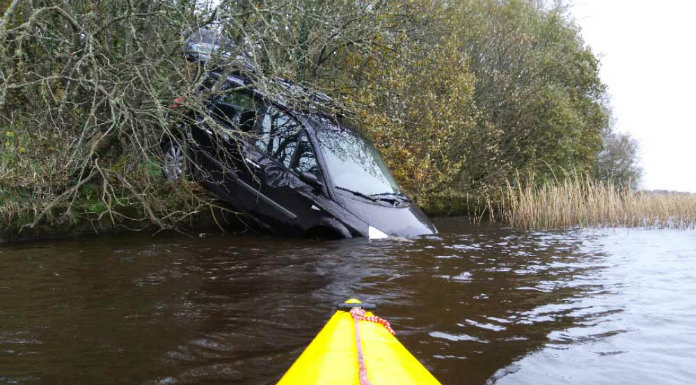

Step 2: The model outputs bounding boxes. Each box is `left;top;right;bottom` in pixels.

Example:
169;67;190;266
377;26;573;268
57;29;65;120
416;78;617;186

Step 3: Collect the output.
335;186;378;202
370;192;412;203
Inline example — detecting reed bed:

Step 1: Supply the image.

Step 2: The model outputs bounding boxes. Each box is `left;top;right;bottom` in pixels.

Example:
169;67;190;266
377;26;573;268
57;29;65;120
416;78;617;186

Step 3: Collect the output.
499;175;696;230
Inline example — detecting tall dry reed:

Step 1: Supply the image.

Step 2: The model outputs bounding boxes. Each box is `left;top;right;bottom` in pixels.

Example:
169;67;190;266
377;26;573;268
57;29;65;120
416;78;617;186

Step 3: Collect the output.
498;174;696;230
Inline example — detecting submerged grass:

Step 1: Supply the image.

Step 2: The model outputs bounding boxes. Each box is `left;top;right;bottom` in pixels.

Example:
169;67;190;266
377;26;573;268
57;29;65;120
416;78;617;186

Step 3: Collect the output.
499;174;696;230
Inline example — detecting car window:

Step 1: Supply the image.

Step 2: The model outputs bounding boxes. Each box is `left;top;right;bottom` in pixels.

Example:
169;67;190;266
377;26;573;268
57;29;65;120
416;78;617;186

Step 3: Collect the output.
313;116;401;196
255;107;320;178
223;92;256;109
209;89;260;131
293;131;319;177
256;106;302;162
277;134;298;168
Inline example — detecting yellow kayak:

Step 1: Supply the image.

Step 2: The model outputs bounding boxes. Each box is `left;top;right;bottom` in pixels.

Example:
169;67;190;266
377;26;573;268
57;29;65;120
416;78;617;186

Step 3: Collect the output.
277;299;441;385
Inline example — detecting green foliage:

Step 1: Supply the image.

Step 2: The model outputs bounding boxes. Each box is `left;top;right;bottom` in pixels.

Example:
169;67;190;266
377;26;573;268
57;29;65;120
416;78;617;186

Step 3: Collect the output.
344;29;476;205
596;129;642;189
322;0;625;212
0;0;218;236
451;0;609;190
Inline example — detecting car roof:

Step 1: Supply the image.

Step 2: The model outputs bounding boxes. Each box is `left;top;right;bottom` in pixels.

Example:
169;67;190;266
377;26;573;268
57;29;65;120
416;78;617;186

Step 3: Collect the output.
207;70;346;123
185;29;336;112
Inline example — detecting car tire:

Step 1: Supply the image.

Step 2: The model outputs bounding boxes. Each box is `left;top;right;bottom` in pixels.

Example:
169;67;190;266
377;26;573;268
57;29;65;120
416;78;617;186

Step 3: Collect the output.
307;219;352;240
162;137;187;181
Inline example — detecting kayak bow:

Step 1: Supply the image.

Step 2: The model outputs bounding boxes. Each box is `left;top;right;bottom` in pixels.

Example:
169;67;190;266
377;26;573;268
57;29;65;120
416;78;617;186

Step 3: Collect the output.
277;299;441;385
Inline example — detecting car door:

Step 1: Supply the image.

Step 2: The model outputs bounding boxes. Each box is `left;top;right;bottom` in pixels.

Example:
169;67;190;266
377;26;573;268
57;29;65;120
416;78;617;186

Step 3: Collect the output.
245;105;325;229
194;83;265;212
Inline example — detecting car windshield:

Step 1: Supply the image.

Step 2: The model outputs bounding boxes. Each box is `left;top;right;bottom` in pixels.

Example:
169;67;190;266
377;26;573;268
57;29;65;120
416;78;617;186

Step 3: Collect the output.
312;116;402;197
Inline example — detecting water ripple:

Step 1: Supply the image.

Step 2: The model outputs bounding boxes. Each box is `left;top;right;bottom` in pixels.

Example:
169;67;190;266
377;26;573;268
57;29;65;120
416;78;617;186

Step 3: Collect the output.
0;220;694;384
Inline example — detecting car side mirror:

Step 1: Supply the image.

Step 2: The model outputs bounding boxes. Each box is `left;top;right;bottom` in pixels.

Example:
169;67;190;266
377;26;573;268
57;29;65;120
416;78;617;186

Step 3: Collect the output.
299;171;323;189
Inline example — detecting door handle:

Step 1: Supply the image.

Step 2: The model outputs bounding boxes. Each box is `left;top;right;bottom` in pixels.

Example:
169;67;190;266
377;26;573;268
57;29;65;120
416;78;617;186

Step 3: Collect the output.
245;158;261;169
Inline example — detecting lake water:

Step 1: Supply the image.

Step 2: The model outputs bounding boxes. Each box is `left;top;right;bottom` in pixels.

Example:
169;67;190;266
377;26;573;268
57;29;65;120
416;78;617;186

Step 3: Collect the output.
1;217;695;384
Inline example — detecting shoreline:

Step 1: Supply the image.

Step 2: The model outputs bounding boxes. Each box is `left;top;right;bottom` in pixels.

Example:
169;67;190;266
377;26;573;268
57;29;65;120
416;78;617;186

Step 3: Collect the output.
0;204;475;245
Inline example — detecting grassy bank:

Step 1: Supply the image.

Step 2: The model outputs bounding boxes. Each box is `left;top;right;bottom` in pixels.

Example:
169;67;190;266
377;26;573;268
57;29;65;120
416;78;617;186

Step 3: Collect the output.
496;176;696;230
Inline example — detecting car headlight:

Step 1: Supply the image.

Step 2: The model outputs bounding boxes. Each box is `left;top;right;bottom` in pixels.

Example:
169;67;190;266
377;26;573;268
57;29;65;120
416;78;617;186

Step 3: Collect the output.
368;225;389;240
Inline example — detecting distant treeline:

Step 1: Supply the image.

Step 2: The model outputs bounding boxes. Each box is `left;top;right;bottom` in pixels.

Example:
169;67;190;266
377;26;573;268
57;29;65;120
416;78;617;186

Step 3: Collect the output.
0;0;641;237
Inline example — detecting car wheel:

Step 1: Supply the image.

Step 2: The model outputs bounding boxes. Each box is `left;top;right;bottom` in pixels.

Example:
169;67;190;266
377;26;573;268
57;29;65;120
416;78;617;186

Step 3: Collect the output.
162;138;187;181
307;222;352;240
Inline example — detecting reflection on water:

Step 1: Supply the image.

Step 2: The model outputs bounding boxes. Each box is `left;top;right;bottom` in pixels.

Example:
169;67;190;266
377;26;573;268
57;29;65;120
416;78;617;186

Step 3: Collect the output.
489;228;696;385
1;218;695;384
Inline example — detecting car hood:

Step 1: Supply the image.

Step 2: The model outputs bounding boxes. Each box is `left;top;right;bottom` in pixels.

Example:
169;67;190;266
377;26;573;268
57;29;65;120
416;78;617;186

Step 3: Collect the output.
336;193;437;237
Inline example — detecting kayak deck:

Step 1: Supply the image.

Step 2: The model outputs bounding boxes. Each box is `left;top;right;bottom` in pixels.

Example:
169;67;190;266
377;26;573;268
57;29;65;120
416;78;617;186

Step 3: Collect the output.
277;300;441;385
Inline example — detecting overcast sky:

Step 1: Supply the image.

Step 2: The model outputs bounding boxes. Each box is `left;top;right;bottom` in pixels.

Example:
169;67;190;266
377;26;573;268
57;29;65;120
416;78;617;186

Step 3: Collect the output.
570;0;696;192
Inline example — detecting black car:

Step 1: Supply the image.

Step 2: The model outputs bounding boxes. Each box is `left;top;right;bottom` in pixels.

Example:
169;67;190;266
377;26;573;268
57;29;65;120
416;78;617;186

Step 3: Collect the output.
162;71;437;239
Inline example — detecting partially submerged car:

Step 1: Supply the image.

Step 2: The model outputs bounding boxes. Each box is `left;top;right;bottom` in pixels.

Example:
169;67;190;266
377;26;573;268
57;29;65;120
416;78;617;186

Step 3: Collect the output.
162;38;436;239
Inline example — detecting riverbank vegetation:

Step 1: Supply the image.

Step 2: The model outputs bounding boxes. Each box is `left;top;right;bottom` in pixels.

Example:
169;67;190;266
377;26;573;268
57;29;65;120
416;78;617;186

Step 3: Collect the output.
0;0;657;240
496;173;696;230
